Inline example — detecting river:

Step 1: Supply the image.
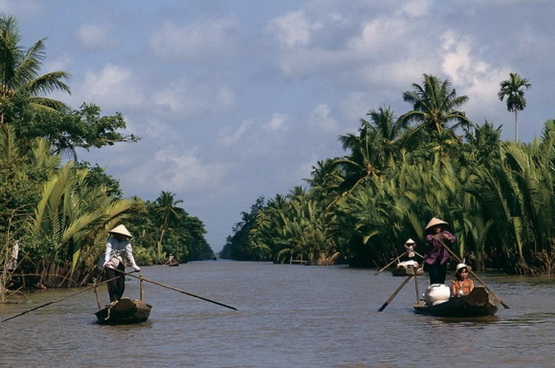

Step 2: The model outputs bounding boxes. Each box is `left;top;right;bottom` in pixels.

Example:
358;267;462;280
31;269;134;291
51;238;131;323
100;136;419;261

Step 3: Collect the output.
1;261;554;367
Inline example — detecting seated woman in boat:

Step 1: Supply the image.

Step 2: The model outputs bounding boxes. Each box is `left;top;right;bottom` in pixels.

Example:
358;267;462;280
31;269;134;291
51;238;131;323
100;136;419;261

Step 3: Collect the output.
451;263;474;297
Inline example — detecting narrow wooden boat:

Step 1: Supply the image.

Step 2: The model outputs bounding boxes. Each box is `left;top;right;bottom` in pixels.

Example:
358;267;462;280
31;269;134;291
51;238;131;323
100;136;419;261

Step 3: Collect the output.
95;297;152;325
392;260;423;276
413;286;499;317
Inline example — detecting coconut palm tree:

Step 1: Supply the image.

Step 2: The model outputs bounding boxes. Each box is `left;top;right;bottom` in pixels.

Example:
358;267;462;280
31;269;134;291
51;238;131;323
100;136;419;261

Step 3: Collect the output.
399;74;472;145
153;191;184;262
498;73;531;142
0;15;70;125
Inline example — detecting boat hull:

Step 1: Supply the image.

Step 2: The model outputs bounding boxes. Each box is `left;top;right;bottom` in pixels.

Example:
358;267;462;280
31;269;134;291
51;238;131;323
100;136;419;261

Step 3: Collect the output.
413;286;499;317
95;298;152;325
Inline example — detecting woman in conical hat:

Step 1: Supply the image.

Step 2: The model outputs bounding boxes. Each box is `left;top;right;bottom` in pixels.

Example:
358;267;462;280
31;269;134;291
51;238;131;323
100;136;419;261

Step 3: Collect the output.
404;238;416;258
423;217;456;285
102;224;141;303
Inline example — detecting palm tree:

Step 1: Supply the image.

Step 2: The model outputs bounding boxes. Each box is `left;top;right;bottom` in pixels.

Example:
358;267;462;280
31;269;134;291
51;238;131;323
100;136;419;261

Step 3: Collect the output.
364;105;405;162
26;159;138;286
0;15;71;125
334;118;384;196
154;191;184;262
399;74;471;144
498;73;531;142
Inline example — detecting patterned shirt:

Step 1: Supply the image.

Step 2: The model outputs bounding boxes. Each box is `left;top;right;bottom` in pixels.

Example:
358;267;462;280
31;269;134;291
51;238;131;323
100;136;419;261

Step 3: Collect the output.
450;278;474;296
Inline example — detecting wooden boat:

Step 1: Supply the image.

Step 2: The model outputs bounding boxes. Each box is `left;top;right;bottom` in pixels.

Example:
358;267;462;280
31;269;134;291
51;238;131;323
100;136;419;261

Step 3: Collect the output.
95;297;152;325
166;256;180;267
94;272;152;324
392;260;423;276
413;286;500;317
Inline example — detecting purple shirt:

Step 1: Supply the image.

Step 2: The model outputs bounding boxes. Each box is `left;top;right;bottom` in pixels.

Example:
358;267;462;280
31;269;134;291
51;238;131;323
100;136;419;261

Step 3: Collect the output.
424;230;456;265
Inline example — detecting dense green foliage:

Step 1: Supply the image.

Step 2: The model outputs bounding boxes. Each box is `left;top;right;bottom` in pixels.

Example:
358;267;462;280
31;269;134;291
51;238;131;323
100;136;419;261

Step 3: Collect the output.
0;15;212;293
222;74;555;275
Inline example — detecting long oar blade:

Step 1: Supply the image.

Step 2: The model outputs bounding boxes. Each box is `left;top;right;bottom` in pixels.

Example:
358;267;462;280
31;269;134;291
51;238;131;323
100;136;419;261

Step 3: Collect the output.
378;275;413;312
122;271;238;311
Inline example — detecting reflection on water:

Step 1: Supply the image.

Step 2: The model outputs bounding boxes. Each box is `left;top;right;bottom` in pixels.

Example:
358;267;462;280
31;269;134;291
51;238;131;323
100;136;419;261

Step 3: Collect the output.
1;261;555;367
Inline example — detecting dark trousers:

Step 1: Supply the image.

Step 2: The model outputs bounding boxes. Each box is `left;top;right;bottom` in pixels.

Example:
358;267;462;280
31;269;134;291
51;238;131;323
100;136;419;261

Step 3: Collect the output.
428;262;448;284
106;263;125;302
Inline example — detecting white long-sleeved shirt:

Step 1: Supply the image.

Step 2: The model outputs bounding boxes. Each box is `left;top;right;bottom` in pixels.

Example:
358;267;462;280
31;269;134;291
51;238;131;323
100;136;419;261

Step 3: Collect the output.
103;237;139;269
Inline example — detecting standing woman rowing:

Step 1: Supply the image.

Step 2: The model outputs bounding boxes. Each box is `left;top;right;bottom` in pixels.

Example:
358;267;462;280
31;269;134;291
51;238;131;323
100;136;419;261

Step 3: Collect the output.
102;224;141;303
423;217;456;285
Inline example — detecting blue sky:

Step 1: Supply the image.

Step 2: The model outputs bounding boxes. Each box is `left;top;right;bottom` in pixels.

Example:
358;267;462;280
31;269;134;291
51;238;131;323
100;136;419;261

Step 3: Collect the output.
4;0;554;252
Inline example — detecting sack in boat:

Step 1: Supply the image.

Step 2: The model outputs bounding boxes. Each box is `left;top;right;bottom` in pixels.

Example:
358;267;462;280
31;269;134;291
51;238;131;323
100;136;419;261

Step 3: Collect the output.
425;284;450;306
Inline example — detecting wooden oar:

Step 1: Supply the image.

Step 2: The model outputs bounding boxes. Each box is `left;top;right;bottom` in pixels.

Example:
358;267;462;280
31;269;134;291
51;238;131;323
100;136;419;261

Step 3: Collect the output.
121;271;238;311
374;253;404;276
0;276;118;323
439;239;510;309
378;275;413;312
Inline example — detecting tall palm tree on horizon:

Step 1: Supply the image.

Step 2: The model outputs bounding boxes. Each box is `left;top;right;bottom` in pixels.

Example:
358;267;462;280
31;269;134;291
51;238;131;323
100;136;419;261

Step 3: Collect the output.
498;72;531;142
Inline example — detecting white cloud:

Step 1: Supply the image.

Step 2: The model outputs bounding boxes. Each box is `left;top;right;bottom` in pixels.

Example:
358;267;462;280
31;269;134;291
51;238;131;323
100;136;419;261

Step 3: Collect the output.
76;23;116;49
347;16;408;54
124;147;232;194
218;120;254;147
263;113;288;131
150;17;239;60
397;0;433;17
152;79;235;118
439;30;510;121
79;64;144;108
309;104;338;134
267;11;315;48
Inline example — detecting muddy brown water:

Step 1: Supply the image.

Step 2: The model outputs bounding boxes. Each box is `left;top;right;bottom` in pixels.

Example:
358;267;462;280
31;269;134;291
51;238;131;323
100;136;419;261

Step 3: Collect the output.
1;261;554;367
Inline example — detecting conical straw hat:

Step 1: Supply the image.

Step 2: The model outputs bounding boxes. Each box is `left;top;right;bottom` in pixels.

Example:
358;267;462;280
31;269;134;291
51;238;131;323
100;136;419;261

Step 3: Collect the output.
405;238;415;244
109;224;132;238
425;217;448;230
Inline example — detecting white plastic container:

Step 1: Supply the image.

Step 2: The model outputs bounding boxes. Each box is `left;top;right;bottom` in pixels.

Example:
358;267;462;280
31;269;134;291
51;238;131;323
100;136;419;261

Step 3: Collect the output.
425;284;451;305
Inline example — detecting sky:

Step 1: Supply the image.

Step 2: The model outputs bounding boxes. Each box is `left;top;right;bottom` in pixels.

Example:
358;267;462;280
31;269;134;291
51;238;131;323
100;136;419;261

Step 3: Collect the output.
4;0;554;252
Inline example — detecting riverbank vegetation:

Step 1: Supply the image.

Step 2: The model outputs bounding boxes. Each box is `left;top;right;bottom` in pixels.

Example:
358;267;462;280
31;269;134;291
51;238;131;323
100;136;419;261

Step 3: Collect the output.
0;15;212;298
221;74;555;276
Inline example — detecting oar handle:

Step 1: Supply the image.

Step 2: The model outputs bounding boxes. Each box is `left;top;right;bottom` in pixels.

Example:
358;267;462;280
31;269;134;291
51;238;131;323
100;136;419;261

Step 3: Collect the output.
438;239;510;309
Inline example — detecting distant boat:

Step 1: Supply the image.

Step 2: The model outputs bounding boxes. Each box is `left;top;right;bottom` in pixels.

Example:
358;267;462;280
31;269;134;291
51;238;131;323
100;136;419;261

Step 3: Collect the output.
95;297;152;324
413;286;499;317
166;256;180;267
392;260;423;276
